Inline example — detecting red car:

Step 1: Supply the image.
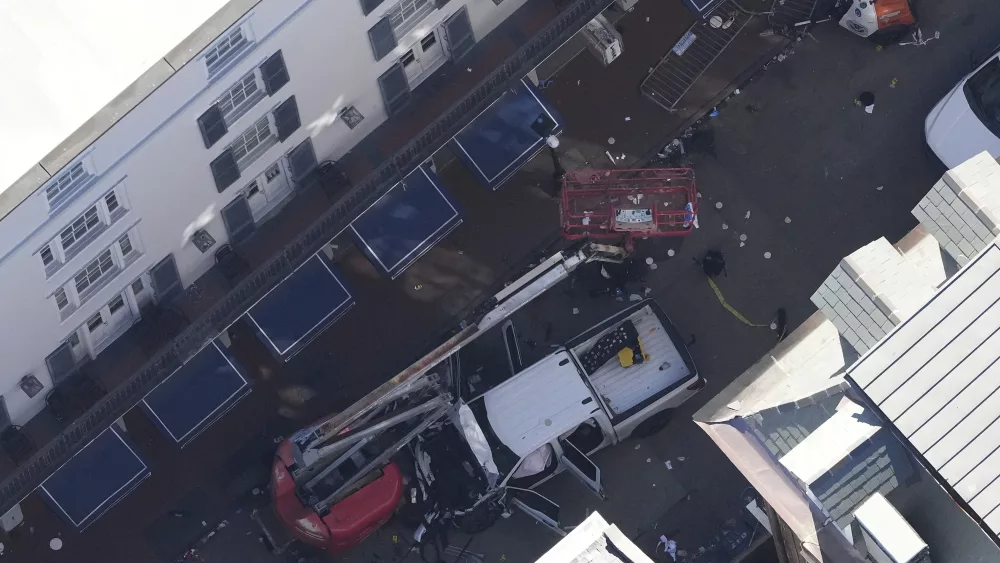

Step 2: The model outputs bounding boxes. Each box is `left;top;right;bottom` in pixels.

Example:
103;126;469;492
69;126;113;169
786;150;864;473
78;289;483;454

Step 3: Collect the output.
270;437;403;553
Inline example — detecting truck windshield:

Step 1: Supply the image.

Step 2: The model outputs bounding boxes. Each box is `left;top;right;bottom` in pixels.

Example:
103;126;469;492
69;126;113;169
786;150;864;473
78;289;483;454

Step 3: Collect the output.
467;399;520;478
964;57;1000;138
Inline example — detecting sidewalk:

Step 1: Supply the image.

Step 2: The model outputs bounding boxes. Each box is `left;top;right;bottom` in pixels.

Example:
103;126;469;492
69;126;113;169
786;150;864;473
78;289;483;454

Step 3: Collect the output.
3;2;788;561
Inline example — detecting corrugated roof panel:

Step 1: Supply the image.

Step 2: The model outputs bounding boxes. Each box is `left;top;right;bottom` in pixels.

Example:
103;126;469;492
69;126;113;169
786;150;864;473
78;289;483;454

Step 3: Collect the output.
848;243;1000;537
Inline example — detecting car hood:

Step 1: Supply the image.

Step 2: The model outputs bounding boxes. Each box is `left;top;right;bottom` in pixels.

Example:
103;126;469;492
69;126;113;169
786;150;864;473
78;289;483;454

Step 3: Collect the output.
925;83;1000;169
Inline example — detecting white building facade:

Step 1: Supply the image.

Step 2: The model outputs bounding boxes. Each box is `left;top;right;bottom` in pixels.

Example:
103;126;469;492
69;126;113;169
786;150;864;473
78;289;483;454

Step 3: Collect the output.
0;0;530;425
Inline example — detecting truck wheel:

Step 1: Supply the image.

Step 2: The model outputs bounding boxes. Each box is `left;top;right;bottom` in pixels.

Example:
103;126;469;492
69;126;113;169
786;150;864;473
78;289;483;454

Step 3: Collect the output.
631;411;674;438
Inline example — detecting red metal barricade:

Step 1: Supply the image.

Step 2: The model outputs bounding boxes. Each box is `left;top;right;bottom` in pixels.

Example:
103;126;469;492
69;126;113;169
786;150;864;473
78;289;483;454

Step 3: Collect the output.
560;168;697;244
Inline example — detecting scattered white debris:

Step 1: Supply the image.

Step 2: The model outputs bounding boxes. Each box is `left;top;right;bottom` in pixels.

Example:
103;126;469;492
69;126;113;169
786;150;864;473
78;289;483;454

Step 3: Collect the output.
770;322;778;330
646;16;650;22
252;488;261;496
722;223;729;230
784;216;791;223
582;216;591;225
697;192;702;198
650;263;658;270
414;284;423;290
678;457;686;462
625;116;631;121
739;234;747;242
665;460;673;470
572;308;580;315
646;257;655;265
50;538;63;551
740;242;746;248
634;443;641;450
577;80;581;85
629;294;643;302
715;201;723;210
202;521;208;527
467;67;472;72
876;185;884;191
667;249;676;257
608;137;616;145
606;151;618;166
645;287;652;296
764;252;772;259
734;89;741;95
646;458;652;463
745;210;751;220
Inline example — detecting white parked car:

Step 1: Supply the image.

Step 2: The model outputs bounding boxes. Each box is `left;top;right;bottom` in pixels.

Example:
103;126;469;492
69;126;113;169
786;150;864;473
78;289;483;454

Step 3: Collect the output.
925;49;1000;168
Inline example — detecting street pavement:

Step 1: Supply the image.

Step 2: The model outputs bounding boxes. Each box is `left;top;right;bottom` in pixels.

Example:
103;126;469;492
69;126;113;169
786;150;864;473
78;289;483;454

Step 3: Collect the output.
12;1;1000;562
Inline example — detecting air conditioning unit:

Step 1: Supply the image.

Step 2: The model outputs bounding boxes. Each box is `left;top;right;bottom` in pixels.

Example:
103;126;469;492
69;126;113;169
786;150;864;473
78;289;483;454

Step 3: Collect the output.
853;493;930;563
581;14;623;66
615;0;640;11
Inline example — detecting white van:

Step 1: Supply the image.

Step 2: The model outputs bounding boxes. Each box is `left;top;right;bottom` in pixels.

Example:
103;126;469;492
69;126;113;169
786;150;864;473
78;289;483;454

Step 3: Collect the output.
925;49;1000;168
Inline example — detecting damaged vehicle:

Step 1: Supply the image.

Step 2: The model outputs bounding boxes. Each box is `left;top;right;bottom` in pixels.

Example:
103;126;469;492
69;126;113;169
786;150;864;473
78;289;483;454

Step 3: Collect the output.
256;244;703;555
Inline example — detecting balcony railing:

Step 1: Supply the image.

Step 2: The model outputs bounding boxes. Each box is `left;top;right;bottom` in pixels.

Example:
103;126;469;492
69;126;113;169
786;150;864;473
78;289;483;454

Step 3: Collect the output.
0;0;612;515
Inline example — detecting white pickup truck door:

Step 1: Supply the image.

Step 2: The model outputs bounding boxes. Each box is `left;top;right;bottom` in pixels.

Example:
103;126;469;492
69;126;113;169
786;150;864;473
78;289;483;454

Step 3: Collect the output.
558;438;607;500
508;487;566;537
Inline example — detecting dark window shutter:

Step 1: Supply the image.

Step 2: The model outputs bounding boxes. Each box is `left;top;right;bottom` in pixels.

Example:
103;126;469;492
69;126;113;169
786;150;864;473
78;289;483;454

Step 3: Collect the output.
360;0;386;16
197;105;227;148
259;51;290;95
273;96;301;142
210;149;241;192
434;0;452;7
377;63;411;116
46;343;77;385
221;196;256;244
368;16;397;61
150;254;183;304
287;138;318;184
444;7;476;61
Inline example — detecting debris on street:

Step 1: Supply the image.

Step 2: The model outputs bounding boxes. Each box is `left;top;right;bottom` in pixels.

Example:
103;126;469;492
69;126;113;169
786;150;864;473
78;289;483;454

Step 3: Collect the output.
784;216;791;223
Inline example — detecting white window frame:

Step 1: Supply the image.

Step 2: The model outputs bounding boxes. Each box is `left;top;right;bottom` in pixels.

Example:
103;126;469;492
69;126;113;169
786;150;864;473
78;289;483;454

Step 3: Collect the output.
43;158;96;212
54;288;69;311
55;226;144;315
388;0;435;37
39;185;130;277
217;70;265;125
203;22;255;76
59;205;101;253
230;115;277;169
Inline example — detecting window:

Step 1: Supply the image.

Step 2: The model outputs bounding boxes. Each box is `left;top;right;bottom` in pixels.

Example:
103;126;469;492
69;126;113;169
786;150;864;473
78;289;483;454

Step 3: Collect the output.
86;312;104;332
44;161;93;208
965;57;1000;138
118;233;134;257
218;72;263;123
204;26;251;75
400;49;416;67
231;116;274;164
68;332;81;348
108;295;125;315
131;278;144;294
104;191;120;215
40;245;54;267
74;249;115;295
60;205;100;251
54;288;69;311
420;31;437;51
388;0;434;36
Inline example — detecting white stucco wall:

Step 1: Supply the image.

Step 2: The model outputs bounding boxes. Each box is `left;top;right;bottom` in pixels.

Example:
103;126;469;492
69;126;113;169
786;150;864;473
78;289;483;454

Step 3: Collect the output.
0;0;529;424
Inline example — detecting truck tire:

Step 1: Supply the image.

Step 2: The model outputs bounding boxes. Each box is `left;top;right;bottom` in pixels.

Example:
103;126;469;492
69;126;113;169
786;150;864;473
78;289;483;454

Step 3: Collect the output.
631;411;674;438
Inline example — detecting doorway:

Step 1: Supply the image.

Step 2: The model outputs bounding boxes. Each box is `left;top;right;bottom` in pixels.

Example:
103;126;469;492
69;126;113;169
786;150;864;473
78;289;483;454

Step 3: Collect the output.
87;291;138;355
400;29;447;87
243;159;292;222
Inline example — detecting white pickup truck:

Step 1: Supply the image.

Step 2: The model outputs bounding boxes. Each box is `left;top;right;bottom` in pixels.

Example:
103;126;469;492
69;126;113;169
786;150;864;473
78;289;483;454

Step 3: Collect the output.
455;298;703;534
264;245;702;552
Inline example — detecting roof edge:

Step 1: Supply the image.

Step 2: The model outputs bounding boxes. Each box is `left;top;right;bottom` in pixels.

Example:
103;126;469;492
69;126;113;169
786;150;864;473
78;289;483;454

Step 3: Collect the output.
0;0;262;222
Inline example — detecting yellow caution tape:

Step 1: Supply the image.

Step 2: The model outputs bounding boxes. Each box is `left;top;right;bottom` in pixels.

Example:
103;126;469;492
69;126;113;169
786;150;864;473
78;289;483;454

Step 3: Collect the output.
707;278;769;328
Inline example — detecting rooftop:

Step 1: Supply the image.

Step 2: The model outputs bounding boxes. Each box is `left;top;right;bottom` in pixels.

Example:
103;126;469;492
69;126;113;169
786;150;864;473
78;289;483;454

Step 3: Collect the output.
0;0;251;218
849;241;1000;540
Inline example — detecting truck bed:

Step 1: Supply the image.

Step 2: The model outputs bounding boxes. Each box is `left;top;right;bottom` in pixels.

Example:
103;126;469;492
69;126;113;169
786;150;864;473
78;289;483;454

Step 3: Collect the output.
569;302;693;418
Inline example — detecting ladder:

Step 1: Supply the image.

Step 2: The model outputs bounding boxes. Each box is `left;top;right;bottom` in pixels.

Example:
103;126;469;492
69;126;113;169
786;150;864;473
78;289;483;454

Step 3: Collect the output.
640;1;752;111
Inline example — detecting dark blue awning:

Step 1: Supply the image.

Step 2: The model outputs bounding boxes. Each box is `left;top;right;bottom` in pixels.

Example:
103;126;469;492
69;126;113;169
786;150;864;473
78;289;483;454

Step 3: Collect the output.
38;426;149;529
450;77;564;190
141;337;251;447
350;165;462;278
246;252;354;360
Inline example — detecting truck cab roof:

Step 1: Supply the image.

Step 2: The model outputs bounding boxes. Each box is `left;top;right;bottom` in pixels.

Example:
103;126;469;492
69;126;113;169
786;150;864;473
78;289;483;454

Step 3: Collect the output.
483;350;600;457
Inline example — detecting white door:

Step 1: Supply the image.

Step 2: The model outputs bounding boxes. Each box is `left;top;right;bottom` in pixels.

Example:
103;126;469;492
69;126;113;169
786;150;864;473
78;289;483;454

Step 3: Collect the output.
400;48;421;84
243;179;269;221
130;274;154;310
417;30;445;73
87;291;137;354
557;438;606;499
507;487;566;537
261;160;292;204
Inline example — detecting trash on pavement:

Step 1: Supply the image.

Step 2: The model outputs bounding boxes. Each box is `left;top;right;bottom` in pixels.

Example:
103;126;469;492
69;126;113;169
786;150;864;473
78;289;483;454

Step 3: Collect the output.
739;234;747;242
572;308;580;315
678;456;686;462
744;210;751;220
629;293;643;302
722;223;729;230
634;443;641;450
876;185;884;191
665;460;673;470
667;249;676;257
608;137;616;145
784;216;791;223
764;252;772;259
605;151;617;167
625;116;631;121
650;263;658;270
50;538;63;551
890;77;898;88
739;242;746;248
657;536;678;562
899;28;940;47
646;458;652;463
646;257;655;265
